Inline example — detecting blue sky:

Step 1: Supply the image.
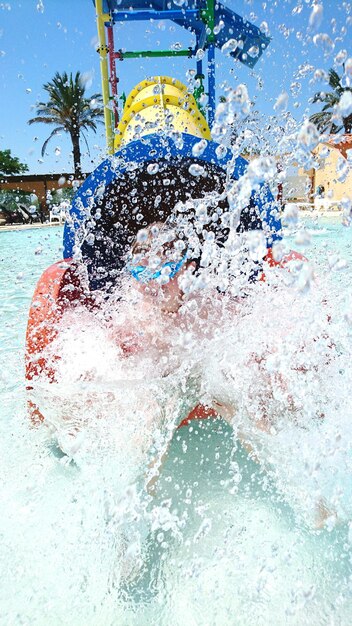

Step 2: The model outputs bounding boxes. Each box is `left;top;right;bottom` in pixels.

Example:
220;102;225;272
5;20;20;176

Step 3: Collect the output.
0;0;350;174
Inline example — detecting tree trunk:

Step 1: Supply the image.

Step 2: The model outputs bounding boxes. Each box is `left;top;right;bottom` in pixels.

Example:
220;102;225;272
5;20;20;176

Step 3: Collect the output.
344;114;352;134
71;131;82;179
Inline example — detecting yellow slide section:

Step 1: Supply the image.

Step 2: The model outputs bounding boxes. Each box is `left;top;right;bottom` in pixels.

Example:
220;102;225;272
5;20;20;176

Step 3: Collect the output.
114;76;211;150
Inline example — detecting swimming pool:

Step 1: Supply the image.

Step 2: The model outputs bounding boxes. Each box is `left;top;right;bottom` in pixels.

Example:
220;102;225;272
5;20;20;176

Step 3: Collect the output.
1;216;352;625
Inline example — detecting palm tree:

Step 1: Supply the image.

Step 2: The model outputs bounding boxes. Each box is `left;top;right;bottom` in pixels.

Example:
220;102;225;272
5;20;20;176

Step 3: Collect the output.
309;68;352;134
28;71;104;178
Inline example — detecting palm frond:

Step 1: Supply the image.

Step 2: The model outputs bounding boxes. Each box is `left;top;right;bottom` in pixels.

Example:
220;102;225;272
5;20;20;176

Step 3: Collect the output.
311;68;352;135
28;116;61;125
328;69;343;93
80;131;91;157
41;127;65;156
80;120;98;133
325;92;340;105
311;91;340;108
309;111;333;132
311;91;327;104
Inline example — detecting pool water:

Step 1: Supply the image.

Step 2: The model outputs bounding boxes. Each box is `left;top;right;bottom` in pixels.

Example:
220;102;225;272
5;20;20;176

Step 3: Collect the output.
1;216;352;625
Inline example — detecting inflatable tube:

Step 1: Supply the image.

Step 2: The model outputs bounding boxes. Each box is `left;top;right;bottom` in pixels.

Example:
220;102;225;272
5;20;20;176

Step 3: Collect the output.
63;133;281;265
25;249;307;427
25;259;90;422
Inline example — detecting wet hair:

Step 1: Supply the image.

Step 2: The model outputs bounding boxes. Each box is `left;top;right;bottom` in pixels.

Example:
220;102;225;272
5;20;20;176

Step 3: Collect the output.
130;222;176;258
80;158;263;291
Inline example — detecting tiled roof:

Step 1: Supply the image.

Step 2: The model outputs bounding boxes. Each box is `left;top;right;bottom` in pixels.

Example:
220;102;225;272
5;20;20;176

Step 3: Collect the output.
325;134;352;159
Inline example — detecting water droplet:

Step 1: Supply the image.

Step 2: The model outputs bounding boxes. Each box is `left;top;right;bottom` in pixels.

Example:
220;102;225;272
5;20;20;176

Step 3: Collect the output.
336;156;349;183
221;39;238;55
274;92;289;112
147;163;159;175
334;49;347;66
213;20;225;35
136;229;148;244
313;33;334;56
260;21;270;36
337;91;352;118
194;518;212;543
188;163;206;177
294;230;311;247
292;3;303;15
247;45;259;59
90;98;99;110
272;241;286;262
192;139;207;157
309;4;323;30
171;42;182;51
283;203;299;226
85;233;95;246
215;144;228;160
297;121;320;152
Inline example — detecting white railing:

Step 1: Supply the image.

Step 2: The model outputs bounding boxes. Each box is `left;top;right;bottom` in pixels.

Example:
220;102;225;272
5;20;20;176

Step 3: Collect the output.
284;199;342;212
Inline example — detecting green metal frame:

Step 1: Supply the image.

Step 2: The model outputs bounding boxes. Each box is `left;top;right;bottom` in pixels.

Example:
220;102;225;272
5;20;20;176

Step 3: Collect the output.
118;49;194;60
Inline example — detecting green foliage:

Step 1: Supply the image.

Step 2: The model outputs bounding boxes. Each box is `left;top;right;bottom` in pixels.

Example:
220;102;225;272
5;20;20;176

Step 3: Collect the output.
28;71;104;177
47;186;74;207
309;68;352;134
0;189;37;212
0;149;28;176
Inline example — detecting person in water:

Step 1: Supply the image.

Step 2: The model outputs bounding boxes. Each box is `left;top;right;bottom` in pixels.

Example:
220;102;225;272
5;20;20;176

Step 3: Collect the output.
107;220;221;361
103;220;276;491
47;215;336;530
107;219;338;530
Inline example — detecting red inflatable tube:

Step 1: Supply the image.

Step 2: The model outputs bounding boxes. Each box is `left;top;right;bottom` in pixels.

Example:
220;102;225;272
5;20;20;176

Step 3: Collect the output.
261;248;307;275
25;258;89;423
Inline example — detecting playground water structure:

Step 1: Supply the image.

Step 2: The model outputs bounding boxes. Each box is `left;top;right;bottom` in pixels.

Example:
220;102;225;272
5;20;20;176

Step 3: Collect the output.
2;0;352;624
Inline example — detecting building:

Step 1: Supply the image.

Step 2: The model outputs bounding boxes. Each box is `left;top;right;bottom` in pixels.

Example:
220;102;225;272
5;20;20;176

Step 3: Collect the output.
284;135;352;209
0;172;79;214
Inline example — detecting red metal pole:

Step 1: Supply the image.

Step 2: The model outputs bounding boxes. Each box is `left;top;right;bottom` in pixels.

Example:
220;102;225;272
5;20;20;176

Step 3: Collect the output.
107;24;119;126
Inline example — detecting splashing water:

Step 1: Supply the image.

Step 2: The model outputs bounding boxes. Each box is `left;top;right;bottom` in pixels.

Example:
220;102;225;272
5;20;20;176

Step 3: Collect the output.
1;204;352;625
2;11;352;619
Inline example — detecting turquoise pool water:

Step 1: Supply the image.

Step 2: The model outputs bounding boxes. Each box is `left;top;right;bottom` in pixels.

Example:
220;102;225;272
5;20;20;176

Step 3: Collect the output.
1;217;352;625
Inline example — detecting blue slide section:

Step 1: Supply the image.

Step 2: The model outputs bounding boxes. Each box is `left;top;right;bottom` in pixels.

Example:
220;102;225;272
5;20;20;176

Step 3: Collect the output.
96;0;270;69
63;133;281;259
